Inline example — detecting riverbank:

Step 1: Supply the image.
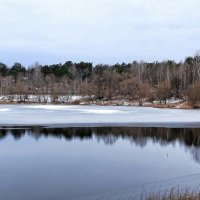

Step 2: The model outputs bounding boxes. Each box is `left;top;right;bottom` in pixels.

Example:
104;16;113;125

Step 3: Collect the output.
0;95;194;109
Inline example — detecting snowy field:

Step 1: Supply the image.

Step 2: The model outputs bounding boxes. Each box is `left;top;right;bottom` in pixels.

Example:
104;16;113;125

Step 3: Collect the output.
0;105;200;127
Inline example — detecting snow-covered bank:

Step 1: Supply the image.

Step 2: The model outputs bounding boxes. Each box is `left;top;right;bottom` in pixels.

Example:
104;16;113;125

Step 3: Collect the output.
0;105;200;127
0;95;84;103
0;95;191;109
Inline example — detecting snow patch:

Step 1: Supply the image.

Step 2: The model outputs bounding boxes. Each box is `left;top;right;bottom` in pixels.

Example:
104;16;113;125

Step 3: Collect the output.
27;105;76;110
83;109;125;114
0;108;10;112
70;96;83;101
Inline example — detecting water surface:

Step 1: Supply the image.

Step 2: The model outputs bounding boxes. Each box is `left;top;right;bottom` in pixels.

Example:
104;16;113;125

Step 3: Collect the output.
0;127;200;200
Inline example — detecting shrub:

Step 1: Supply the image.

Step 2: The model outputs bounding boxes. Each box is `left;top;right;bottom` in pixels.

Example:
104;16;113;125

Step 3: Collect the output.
188;82;200;108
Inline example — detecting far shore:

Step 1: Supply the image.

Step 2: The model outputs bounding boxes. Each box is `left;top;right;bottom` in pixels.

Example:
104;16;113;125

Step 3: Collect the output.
0;96;194;109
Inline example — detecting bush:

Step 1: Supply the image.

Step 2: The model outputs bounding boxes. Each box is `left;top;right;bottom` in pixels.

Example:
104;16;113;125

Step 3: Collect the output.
188;82;200;108
156;81;171;104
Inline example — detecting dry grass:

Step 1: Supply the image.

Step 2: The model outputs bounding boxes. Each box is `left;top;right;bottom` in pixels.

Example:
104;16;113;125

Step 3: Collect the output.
146;188;200;200
150;101;192;109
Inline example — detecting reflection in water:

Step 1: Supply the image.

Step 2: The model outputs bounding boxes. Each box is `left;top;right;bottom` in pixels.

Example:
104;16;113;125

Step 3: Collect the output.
0;126;200;200
1;127;200;163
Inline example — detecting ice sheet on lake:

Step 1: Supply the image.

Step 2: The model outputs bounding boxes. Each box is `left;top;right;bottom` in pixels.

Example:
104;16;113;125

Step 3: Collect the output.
0;105;200;127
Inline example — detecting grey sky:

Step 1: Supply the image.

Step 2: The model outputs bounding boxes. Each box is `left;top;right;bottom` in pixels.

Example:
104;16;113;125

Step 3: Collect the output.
0;0;200;66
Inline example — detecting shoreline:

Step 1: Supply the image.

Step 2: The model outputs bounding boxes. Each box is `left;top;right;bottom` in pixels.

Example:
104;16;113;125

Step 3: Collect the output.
0;99;193;109
0;102;194;110
1;122;200;128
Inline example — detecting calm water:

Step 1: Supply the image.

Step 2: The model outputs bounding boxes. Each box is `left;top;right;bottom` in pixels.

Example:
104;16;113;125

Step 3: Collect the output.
0;127;200;200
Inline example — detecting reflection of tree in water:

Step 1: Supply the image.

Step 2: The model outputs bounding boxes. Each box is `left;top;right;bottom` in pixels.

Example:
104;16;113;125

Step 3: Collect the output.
0;129;7;140
0;127;200;146
1;126;200;162
189;147;200;163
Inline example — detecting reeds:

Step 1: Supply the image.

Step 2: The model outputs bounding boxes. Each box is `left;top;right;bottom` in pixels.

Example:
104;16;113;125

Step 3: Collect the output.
146;187;200;200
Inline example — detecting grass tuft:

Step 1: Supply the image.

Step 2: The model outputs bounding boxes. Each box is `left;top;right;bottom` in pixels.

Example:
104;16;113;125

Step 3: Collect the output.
146;188;200;200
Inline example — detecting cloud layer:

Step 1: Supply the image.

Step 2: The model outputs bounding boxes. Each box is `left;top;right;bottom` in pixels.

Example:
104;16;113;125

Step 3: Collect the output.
1;0;200;66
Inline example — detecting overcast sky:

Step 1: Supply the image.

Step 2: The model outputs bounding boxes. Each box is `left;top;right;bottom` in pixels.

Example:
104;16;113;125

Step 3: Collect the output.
0;0;200;66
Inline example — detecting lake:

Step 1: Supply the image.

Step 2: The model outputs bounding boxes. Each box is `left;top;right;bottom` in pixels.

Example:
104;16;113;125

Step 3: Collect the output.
0;126;200;200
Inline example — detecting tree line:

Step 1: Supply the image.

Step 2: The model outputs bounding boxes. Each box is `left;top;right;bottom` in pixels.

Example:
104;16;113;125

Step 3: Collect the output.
1;54;200;106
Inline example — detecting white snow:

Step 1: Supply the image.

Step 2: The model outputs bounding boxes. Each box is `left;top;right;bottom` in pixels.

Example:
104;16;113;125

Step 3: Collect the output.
0;108;10;112
83;109;125;114
70;96;83;101
27;105;76;110
0;95;85;103
0;105;200;127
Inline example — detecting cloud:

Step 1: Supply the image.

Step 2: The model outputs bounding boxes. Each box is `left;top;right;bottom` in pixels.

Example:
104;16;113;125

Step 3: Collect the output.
0;0;200;66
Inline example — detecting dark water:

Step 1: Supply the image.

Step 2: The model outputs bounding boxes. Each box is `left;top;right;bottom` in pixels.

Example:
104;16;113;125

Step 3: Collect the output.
0;127;200;200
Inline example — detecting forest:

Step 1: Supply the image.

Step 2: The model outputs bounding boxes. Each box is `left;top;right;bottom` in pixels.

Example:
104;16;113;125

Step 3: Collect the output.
1;54;200;107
